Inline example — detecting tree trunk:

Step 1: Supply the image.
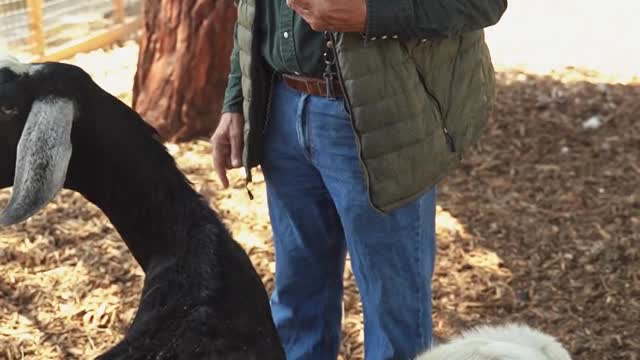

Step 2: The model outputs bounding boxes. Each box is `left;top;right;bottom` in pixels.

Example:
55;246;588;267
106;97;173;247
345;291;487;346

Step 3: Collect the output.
132;0;237;142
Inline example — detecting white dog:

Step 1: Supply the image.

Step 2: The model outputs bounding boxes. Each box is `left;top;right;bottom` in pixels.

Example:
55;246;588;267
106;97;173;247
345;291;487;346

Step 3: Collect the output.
415;323;572;360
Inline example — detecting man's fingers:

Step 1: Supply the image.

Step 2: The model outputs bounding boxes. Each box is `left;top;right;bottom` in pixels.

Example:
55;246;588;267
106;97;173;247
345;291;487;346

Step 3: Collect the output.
286;0;308;10
210;112;245;188
211;120;231;188
216;169;229;189
212;142;229;187
213;144;231;188
287;0;311;15
229;119;244;168
306;18;326;32
286;2;323;31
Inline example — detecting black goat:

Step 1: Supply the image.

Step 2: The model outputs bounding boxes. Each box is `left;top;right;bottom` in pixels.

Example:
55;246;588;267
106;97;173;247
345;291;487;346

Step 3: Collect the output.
0;55;285;360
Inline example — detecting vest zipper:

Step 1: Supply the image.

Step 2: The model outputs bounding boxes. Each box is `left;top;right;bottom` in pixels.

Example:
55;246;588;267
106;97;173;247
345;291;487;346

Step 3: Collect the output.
262;71;277;135
242;71;278;200
326;32;384;214
404;37;459;154
442;37;465;154
414;63;456;153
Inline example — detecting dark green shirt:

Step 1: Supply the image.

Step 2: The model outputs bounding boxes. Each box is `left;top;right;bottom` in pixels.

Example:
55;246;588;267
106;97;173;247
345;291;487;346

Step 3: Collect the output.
222;1;324;114
261;2;326;76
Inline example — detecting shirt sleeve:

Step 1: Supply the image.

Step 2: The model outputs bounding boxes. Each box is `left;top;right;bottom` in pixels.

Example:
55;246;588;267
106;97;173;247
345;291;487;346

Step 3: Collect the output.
365;0;508;40
222;22;244;114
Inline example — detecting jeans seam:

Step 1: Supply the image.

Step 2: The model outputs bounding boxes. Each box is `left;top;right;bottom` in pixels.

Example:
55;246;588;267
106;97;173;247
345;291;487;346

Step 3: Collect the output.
296;94;313;161
415;198;425;349
305;105;315;161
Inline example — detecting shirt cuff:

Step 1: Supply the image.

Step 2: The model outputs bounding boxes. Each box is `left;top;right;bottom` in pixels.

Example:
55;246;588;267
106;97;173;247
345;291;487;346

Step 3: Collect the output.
364;0;413;41
222;101;243;115
222;72;244;114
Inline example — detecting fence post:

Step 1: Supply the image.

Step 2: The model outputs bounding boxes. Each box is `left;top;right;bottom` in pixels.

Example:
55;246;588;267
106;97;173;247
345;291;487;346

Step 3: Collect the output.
25;0;45;57
112;0;126;23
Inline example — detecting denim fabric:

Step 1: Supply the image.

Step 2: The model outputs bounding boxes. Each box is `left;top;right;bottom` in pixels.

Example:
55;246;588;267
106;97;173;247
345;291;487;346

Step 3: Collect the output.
261;79;437;360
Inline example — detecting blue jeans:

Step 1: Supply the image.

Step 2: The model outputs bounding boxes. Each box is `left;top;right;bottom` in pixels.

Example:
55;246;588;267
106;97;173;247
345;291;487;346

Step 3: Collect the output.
262;79;436;360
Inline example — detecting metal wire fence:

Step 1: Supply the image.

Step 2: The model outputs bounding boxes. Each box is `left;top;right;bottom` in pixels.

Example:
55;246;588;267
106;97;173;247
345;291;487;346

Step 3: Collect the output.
1;0;142;60
0;0;30;52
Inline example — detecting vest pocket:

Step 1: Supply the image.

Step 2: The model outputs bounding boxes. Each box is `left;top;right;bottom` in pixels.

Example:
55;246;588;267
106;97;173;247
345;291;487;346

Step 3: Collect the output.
404;40;457;154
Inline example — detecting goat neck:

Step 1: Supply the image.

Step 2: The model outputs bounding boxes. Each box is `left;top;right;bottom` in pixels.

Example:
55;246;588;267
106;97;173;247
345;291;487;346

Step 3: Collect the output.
67;92;219;273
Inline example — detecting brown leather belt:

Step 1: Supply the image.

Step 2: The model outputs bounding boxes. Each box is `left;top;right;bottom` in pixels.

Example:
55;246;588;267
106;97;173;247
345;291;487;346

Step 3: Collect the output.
281;73;344;98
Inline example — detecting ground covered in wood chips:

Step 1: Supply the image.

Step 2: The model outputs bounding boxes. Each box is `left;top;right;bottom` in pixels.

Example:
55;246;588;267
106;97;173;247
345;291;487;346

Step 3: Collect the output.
1;43;638;360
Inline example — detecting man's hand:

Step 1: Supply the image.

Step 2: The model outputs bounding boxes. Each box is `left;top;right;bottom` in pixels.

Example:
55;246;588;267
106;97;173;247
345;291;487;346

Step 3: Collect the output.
210;112;244;188
287;0;367;33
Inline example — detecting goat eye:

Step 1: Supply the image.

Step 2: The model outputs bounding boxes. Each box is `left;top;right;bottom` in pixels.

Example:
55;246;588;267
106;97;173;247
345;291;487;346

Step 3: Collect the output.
0;106;18;116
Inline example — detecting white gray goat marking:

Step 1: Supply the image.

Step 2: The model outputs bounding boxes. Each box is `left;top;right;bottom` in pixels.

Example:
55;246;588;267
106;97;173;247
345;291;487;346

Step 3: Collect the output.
0;52;29;75
0;98;75;226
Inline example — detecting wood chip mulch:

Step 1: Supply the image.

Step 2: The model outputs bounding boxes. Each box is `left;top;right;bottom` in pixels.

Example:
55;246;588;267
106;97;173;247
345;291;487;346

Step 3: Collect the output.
0;46;638;360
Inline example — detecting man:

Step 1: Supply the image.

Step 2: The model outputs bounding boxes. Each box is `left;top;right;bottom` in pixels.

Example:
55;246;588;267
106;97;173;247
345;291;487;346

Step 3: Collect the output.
211;1;507;359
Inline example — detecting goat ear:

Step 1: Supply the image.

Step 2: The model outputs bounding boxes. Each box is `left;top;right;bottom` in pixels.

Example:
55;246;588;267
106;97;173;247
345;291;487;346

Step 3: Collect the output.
0;97;74;226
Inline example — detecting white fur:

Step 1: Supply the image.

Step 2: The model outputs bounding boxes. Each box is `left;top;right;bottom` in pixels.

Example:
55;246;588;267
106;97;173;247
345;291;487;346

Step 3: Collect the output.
415;323;572;360
0;51;29;75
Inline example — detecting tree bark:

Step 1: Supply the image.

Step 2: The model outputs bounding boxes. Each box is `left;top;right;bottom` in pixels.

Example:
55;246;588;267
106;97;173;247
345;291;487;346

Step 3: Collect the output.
132;0;237;142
